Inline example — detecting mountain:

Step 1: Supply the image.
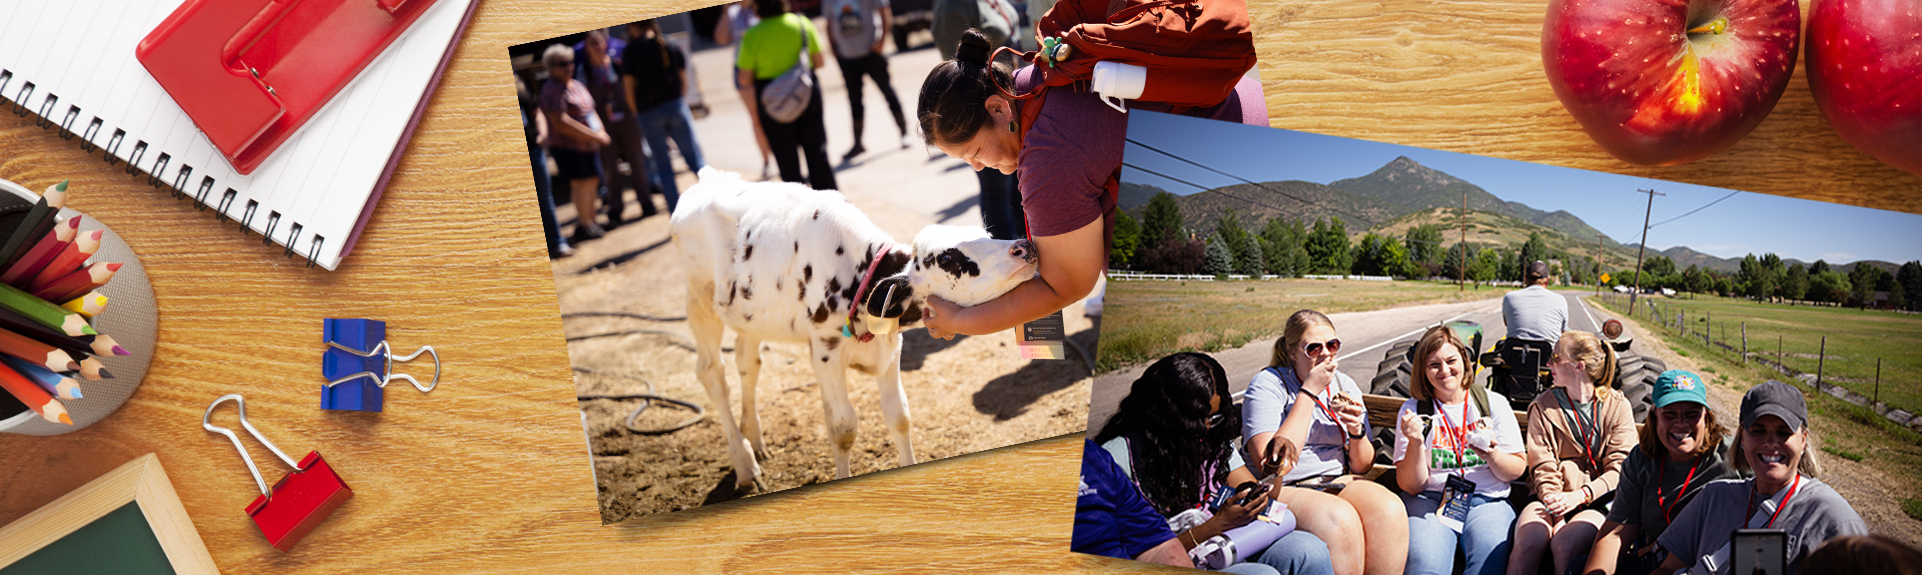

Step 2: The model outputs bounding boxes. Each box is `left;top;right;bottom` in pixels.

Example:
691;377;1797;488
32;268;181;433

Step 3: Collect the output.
1376;207;1641;270
1120;179;1401;237
1118;182;1171;211
1330;157;1619;246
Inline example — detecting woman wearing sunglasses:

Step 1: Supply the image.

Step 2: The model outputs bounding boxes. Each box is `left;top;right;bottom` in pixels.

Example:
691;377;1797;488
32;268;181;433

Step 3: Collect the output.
1094;352;1334;575
1508;331;1638;575
1242;310;1409;575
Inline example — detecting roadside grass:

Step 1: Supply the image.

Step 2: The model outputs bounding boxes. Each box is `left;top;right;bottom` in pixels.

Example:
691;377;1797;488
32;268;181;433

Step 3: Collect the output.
1097;278;1499;373
1906;499;1922;523
1591;293;1922;415
1592;295;1922;496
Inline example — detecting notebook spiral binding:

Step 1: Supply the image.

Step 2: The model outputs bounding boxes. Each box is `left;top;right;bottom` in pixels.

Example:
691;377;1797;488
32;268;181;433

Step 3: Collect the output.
0;67;324;268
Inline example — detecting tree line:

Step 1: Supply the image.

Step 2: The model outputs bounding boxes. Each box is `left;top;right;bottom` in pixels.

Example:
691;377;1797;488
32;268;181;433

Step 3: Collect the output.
1112;191;1594;283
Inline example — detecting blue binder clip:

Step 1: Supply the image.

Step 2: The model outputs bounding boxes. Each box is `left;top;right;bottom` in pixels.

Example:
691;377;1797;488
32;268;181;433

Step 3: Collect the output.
320;318;439;411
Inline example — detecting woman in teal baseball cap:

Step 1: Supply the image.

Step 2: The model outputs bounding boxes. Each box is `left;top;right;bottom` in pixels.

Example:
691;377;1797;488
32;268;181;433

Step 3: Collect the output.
1581;370;1739;575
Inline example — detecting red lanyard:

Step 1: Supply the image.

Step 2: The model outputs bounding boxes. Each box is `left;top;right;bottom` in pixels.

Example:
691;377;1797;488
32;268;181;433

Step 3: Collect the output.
1435;400;1469;470
1744;474;1802;529
1555;390;1601;471
1306;390;1341;426
1655;453;1705;523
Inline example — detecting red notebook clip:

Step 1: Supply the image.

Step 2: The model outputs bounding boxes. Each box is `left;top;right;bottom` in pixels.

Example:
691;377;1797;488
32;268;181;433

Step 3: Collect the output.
203;394;353;552
134;0;441;175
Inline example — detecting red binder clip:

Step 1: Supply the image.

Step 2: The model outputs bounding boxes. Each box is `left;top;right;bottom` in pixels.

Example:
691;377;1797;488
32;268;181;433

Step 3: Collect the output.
203;394;353;551
134;0;441;174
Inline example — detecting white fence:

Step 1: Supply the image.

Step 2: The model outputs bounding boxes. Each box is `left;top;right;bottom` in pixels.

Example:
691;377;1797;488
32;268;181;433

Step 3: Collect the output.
1107;271;1394;282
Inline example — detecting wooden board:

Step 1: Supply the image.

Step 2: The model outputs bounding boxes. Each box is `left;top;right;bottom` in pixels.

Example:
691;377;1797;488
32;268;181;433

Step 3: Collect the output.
0;0;1906;573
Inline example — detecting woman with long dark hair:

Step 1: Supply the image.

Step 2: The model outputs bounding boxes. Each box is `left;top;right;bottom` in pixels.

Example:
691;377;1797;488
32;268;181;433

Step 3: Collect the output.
735;0;837;190
1092;352;1334;575
623;19;708;211
911;30;1265;340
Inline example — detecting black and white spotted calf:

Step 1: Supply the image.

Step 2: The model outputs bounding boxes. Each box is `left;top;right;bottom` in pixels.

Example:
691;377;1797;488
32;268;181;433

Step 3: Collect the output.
670;168;1037;489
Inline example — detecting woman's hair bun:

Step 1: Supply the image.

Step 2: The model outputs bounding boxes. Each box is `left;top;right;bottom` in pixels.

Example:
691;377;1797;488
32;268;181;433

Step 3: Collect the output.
954;29;992;64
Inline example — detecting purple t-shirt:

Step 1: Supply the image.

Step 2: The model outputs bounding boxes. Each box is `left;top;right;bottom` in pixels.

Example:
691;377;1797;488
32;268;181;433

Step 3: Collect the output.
1014;67;1268;239
539;78;601;153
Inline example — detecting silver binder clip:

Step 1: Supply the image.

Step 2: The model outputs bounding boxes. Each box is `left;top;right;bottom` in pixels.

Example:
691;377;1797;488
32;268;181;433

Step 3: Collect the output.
325;340;440;393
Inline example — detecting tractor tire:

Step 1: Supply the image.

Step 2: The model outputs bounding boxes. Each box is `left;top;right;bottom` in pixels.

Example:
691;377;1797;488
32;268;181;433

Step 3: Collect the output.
1617;354;1666;423
1372;339;1418;398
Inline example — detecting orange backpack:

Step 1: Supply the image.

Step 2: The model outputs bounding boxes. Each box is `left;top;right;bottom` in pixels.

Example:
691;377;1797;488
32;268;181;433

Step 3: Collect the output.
995;0;1258;110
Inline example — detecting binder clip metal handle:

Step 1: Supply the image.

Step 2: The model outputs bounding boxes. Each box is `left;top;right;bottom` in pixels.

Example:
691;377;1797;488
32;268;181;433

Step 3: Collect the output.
325;340;439;392
203;394;302;498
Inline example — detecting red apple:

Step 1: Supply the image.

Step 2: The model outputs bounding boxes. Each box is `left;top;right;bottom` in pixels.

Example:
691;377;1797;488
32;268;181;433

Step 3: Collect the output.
1806;0;1922;175
1543;0;1800;165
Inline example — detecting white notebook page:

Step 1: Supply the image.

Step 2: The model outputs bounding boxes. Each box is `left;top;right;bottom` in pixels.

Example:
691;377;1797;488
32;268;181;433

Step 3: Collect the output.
0;0;471;270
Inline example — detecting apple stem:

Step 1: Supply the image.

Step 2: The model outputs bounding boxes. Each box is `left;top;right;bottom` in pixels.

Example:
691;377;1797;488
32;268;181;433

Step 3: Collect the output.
1687;17;1729;36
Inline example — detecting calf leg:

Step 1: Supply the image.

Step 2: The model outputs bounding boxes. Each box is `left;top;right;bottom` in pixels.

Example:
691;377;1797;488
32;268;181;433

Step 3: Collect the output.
808;341;858;479
736;335;766;457
688;297;758;490
876;338;915;468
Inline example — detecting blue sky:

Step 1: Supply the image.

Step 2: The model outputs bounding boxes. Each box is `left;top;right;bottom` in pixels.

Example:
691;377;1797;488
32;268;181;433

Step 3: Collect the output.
1122;111;1922;266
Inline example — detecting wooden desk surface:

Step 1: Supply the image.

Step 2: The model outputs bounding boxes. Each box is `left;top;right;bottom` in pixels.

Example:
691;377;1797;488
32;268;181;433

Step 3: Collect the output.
0;0;1913;573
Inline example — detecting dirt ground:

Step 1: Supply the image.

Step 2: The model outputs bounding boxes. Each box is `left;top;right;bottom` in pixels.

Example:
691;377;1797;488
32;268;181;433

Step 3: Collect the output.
550;38;1092;523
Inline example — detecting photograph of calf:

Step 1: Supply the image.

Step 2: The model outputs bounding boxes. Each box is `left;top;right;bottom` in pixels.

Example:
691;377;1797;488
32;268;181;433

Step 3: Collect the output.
674;168;1037;489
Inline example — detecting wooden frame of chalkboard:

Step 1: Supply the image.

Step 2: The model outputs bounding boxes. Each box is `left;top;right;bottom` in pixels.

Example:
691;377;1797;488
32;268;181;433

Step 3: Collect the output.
0;453;217;574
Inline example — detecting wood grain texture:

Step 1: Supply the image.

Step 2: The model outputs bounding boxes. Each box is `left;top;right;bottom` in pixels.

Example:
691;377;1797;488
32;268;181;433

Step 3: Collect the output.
1256;0;1922;214
0;0;1910;572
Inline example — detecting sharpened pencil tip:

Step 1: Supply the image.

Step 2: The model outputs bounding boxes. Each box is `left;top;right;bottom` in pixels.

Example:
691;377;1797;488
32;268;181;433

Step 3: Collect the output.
65;362;79;371
81;325;97;336
58;413;71;424
71;389;83;399
97;368;113;379
112;345;128;356
54;180;68;192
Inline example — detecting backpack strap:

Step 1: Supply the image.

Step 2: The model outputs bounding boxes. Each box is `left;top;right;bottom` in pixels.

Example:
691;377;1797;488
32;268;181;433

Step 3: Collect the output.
1470;383;1491;421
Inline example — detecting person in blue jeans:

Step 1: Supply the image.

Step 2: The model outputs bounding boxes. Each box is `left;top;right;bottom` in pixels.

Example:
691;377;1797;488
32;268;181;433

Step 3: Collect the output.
1392;325;1527;575
623;19;707;212
517;74;570;258
1091;352;1336;575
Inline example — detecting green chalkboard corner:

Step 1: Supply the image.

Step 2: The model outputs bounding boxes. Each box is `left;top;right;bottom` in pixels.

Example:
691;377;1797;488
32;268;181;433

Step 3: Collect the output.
0;501;175;575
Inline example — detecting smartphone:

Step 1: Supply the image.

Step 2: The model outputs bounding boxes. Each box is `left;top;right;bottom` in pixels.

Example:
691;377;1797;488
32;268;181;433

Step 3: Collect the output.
1731;529;1786;575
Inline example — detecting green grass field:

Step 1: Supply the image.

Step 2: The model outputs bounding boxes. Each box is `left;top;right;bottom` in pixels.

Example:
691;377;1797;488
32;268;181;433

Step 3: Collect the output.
1590;293;1922;414
1096;278;1498;372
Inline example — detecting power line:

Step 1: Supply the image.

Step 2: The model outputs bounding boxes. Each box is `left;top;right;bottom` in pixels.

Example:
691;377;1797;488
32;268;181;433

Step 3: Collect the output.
1650;189;1740;228
1124;138;1380;227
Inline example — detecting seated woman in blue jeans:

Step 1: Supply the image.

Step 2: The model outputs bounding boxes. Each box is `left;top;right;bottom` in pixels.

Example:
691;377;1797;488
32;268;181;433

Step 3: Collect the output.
1392;325;1527;575
1092;352;1336;575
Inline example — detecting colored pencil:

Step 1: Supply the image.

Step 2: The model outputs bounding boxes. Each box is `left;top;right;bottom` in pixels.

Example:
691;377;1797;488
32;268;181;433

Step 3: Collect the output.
0;354;81;399
0;181;67;271
28;229;101;292
77;356;110;381
60;291;106;318
32;262;119;302
0;296;94;337
0;283;92;340
0;306;118;358
0;325;81;373
0;214;78;286
0;361;70;424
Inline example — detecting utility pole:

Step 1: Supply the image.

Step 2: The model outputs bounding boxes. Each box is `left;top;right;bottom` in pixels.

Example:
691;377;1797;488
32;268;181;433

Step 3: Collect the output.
1459;186;1468;292
1629;188;1665;314
1596;234;1605;296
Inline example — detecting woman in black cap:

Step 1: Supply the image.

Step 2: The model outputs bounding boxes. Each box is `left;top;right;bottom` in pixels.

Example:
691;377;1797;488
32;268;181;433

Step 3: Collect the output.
1650;380;1867;575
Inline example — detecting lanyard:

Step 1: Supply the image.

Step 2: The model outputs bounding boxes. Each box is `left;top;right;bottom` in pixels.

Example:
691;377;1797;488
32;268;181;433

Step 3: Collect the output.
1306;389;1341;426
1744;474;1802;529
1434;400;1470;473
1553;389;1601;471
1655;453;1705;523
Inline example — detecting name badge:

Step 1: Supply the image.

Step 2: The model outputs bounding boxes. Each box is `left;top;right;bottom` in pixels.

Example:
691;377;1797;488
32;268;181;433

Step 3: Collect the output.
1018;311;1066;359
1438;474;1476;533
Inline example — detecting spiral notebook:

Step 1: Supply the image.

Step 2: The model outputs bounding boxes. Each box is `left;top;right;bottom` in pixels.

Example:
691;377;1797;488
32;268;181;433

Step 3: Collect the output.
0;0;480;270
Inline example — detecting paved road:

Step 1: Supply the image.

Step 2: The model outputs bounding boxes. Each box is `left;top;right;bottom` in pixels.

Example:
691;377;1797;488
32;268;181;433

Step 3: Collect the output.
1089;288;1615;435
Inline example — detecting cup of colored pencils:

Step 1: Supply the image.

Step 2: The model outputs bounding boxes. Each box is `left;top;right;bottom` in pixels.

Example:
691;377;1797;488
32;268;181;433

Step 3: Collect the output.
0;181;128;426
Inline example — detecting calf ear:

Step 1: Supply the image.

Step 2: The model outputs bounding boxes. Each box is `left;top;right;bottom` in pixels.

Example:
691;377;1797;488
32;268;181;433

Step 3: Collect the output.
861;276;918;335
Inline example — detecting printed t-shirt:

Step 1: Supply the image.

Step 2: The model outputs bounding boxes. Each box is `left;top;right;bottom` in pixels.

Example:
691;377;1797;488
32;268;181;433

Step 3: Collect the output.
1391;392;1526;498
1074;439;1179;560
